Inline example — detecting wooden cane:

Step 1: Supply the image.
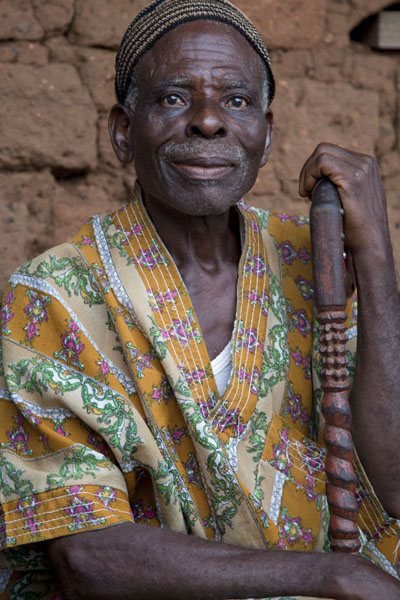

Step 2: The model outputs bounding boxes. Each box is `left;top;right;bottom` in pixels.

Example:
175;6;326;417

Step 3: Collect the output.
310;178;360;554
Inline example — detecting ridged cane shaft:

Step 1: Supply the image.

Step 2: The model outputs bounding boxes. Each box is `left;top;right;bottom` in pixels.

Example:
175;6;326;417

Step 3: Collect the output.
310;178;360;554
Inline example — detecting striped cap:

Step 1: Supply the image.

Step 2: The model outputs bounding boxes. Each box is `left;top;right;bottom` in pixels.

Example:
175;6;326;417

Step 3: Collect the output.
115;0;275;106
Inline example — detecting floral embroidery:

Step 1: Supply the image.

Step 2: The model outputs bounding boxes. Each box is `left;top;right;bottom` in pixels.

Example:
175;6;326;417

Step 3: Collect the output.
147;288;179;312
22;290;51;346
15;495;40;535
236;365;261;396
143;377;173;405
245;288;270;317
54;320;85;370
65;486;106;531
244;250;268;277
287;300;311;338
212;402;246;436
291;348;311;380
126;343;155;378
155;310;203;347
275;214;309;227
295;276;314;301
131;499;157;522
2;413;33;457
278;506;315;547
178;364;212;386
270;428;293;477
96;486;117;509
1;286;16;335
92;263;111;294
182;453;203;489
283;383;310;427
235;322;264;354
198;391;218;420
275;240;312;266
96;359;110;383
133;243;169;270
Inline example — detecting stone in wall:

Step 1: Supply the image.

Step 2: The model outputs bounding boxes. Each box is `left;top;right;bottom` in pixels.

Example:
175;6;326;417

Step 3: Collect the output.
52;172;131;243
78;48;116;112
342;50;398;113
70;0;150;48
0;0;43;41
45;35;77;63
0;63;98;172
31;0;75;35
0;171;55;283
234;0;326;49
0;41;49;65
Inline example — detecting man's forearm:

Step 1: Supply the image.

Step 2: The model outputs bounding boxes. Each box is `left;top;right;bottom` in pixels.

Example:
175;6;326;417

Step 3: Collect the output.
46;521;400;600
351;246;400;517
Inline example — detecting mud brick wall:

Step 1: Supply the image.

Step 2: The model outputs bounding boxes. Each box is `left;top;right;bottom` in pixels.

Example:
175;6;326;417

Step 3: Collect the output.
0;0;399;292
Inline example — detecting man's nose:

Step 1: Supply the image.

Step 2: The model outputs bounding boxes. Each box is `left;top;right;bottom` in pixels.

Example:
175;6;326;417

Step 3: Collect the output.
185;99;227;138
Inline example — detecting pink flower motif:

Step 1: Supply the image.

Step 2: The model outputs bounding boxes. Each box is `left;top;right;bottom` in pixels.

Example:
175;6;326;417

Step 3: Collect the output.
276;213;290;222
249;221;260;232
237;368;247;382
280;241;297;265
25;517;38;534
164;290;178;302
131;223;144;235
170;427;186;444
100;361;109;376
26;323;38;340
247;291;259;303
70;321;79;332
298;248;312;264
54;319;85;369
5;289;14;305
131;499;157;522
54;424;67;436
151;388;162;402
81;236;94;246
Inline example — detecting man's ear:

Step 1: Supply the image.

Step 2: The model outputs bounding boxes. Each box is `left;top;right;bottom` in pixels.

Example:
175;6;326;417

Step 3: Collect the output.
108;104;134;164
260;109;274;167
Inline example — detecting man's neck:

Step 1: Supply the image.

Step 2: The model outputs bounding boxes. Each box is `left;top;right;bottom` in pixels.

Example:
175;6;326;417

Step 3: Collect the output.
143;194;242;272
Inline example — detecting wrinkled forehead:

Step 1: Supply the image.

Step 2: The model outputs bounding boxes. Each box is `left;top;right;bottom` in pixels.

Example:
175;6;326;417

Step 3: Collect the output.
135;20;266;85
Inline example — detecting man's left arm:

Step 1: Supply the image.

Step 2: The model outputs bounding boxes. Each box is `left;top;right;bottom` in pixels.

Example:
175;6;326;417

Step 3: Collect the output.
299;142;400;518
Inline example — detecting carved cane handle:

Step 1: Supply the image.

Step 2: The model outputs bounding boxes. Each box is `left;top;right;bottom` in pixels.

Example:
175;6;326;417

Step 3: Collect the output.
310;178;360;553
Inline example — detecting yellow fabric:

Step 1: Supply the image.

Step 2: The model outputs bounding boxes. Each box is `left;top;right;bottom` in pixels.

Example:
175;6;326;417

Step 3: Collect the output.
0;185;398;599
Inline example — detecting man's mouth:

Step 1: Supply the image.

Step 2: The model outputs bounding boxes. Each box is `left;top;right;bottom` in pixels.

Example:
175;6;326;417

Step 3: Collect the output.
171;157;235;180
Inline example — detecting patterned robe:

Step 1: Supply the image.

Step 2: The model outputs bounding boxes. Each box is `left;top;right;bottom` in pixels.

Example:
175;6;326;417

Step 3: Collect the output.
0;184;398;599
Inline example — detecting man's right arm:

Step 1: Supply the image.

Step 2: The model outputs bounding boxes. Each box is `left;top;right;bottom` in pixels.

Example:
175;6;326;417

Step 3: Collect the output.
46;521;400;600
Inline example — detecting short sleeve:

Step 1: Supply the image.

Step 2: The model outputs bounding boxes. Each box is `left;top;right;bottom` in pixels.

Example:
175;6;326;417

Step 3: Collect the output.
0;255;138;570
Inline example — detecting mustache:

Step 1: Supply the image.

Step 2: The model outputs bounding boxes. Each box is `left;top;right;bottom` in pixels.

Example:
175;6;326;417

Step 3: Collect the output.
163;141;245;164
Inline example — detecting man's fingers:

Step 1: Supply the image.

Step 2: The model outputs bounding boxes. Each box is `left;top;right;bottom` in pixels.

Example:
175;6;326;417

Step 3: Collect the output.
299;146;366;199
299;152;345;198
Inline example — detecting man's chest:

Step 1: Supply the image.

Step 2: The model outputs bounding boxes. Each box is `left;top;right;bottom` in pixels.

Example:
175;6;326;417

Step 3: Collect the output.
183;265;238;360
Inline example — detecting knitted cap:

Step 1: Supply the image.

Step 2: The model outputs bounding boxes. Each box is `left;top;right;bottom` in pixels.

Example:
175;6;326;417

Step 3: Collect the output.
115;0;275;106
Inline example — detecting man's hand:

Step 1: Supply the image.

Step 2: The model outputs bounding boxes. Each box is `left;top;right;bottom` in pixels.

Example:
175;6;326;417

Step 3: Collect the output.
298;142;390;259
299;142;400;518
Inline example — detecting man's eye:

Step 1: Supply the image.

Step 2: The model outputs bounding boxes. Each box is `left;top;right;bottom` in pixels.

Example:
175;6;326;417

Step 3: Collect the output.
161;94;185;107
226;96;249;110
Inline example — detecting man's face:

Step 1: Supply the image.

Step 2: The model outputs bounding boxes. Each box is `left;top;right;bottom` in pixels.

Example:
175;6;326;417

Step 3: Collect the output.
115;21;273;216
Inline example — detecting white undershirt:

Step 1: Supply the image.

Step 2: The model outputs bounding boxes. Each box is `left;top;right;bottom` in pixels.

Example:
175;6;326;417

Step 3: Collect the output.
210;218;243;398
210;341;233;397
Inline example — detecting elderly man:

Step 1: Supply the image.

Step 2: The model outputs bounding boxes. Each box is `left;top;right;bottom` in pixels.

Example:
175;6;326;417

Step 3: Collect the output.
0;0;399;598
